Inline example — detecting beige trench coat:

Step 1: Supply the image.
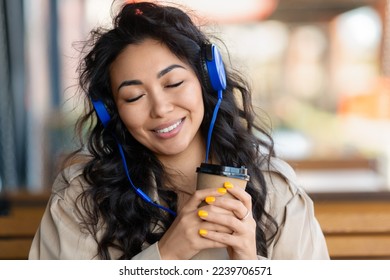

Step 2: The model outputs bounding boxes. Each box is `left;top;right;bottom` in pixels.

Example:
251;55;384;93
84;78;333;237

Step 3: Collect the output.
28;158;329;260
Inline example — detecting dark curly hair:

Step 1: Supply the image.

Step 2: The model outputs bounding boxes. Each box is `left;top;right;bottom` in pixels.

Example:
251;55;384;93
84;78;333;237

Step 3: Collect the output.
67;1;278;259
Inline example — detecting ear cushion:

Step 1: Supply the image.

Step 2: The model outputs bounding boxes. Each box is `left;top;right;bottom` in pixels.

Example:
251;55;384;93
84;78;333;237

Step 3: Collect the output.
91;99;111;128
200;44;227;94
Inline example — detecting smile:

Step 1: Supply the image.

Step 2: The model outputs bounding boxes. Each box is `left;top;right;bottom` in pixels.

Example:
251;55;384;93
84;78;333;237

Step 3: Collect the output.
154;119;183;134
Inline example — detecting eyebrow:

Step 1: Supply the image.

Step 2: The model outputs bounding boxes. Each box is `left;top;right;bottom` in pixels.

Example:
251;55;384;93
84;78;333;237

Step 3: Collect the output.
117;64;186;92
117;79;142;91
157;64;185;78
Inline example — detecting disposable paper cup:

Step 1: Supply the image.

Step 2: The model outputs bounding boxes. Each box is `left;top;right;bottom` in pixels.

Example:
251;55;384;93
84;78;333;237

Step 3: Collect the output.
192;163;250;259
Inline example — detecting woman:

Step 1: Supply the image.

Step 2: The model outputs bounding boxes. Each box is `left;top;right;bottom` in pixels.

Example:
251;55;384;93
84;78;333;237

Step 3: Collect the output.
29;1;329;260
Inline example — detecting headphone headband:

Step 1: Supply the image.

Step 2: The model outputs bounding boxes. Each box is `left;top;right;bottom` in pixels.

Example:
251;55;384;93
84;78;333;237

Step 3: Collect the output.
91;99;110;128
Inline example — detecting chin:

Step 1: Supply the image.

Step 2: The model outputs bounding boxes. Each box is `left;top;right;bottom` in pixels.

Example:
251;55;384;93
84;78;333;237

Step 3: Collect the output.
156;143;190;156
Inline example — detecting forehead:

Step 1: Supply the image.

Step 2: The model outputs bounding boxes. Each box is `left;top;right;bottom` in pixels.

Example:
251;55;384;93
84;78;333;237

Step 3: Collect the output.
111;39;182;72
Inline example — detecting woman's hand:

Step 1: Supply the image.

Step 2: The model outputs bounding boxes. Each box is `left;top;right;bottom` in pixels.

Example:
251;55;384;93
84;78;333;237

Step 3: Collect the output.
158;187;231;260
197;182;257;260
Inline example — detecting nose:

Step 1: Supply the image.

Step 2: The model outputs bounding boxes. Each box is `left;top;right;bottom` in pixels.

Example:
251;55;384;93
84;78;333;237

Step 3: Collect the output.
149;89;174;118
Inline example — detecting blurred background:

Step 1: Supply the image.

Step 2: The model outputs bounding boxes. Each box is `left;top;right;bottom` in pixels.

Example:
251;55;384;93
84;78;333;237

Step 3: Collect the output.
0;0;390;259
1;0;390;193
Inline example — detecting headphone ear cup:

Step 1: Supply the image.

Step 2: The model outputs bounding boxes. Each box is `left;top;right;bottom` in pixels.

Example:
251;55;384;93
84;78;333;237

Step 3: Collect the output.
91;99;111;128
201;44;227;93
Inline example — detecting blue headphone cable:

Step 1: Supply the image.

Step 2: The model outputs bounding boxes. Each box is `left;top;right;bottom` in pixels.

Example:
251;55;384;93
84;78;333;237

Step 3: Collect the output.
205;89;223;163
116;138;177;217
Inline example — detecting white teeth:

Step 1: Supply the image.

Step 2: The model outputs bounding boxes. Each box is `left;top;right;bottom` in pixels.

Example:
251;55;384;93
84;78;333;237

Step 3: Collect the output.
155;119;182;134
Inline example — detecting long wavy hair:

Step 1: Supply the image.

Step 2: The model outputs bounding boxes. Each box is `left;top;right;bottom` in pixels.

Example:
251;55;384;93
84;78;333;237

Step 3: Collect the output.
68;1;278;259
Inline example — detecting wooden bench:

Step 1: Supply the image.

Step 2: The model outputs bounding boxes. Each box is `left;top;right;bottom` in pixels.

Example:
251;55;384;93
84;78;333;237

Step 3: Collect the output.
312;192;390;259
0;192;48;260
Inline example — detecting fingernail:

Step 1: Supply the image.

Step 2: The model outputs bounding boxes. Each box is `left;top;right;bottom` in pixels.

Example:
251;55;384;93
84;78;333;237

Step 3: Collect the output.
224;182;233;189
199;229;208;236
217;187;227;194
205;196;215;204
198;210;208;218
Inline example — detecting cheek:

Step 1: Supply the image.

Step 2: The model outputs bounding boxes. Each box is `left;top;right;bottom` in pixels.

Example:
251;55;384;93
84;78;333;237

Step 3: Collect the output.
193;89;205;121
183;84;204;111
118;107;145;133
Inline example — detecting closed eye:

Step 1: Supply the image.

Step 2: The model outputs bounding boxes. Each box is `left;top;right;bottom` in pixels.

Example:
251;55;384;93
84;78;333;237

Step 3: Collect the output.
125;94;145;103
166;81;183;88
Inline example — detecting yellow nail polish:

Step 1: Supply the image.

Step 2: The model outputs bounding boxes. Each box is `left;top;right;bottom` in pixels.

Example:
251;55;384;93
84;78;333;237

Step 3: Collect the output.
199;229;208;236
198;210;208;218
224;182;234;189
217;187;227;194
205;196;215;204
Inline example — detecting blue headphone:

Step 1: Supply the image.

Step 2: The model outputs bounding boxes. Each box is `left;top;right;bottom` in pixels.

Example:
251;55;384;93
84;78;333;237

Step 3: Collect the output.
91;43;226;216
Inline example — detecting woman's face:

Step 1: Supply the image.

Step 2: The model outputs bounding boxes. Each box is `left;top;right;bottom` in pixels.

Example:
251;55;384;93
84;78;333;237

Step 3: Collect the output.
110;38;205;159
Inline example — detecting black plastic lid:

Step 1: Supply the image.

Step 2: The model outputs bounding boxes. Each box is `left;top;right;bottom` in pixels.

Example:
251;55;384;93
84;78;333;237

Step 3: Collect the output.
196;163;250;181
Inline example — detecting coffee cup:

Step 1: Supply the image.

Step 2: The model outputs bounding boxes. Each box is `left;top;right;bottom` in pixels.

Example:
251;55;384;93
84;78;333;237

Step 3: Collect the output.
191;163;250;260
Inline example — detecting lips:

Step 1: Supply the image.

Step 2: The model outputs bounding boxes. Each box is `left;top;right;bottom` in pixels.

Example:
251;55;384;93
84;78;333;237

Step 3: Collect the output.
153;118;184;134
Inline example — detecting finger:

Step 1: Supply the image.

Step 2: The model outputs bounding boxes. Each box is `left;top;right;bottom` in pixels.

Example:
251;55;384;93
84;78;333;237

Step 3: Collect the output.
199;220;233;234
196;230;228;249
184;187;228;211
199;228;235;246
240;209;251;221
198;208;254;234
204;196;248;220
198;229;243;251
223;181;252;209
